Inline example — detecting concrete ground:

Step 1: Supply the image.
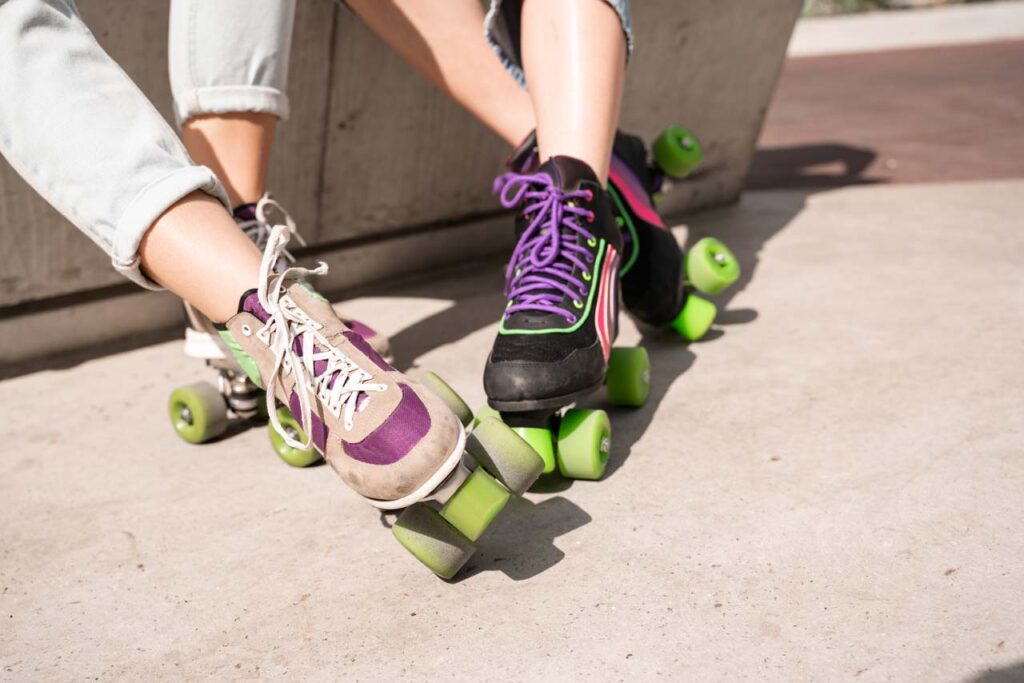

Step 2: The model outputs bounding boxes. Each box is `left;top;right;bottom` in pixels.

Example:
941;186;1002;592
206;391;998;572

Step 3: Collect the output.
2;178;1022;680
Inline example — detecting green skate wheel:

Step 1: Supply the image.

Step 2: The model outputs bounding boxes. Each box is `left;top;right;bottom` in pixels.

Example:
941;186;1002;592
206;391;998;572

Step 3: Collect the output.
670;294;717;342
392;502;475;579
605;347;651;408
556;409;612;480
686;237;740;295
168;382;228;444
653;125;703;179
418;371;473;427
466;417;545;496
440;468;511;542
513;426;557;475
472;405;502;429
268;407;322;467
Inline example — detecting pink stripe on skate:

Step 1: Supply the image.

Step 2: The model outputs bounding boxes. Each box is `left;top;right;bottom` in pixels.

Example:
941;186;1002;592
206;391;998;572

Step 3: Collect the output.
594;245;618;361
609;155;666;229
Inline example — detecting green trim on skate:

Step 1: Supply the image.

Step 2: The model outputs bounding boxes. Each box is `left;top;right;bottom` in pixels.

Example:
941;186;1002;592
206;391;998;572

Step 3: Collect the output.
217;329;262;387
300;282;329;303
608;185;640;278
498;241;607;336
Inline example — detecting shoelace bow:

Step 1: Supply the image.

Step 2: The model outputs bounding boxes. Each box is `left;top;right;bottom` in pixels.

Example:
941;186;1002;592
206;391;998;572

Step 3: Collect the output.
237;194;307;268
494;172;597;323
258;225;386;450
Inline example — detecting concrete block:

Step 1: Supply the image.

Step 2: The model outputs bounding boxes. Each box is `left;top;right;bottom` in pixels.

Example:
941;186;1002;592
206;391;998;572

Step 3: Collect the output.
0;0;800;366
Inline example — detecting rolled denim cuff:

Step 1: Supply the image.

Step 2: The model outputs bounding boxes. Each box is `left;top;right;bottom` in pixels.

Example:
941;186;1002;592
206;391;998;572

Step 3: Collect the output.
484;0;633;87
111;165;230;290
174;85;290;127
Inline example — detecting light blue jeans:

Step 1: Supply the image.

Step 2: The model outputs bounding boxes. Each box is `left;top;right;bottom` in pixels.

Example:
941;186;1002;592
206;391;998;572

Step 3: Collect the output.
0;0;294;289
0;0;630;290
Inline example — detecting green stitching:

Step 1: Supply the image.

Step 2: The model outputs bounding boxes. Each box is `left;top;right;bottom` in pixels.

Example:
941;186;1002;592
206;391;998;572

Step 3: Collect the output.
218;329;263;387
609;185;640;277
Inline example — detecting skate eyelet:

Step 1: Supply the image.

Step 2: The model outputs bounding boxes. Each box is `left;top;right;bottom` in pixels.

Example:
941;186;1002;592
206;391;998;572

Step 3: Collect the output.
573;299;584;309
582;272;592;282
241;324;252;336
585;190;594;201
587;238;598;248
586;212;595;223
567;314;578;324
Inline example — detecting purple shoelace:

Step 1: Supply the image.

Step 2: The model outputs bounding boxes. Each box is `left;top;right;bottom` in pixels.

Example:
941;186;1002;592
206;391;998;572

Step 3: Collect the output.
494;171;598;323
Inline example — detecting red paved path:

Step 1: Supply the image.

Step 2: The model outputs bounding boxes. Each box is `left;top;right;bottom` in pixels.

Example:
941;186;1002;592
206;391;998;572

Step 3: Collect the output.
748;40;1024;189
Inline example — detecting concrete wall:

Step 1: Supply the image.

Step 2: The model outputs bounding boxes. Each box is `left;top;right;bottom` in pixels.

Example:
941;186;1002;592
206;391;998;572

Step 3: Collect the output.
0;0;801;371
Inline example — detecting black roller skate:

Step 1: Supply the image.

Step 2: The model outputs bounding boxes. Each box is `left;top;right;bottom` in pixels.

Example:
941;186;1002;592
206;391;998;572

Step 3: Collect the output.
509;128;741;343
478;156;652;481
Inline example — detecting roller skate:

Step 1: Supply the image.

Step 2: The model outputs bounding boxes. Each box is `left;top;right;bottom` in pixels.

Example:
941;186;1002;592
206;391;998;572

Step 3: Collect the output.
169;195;391;468
508;128;741;342
479;156;652;482
170;223;545;578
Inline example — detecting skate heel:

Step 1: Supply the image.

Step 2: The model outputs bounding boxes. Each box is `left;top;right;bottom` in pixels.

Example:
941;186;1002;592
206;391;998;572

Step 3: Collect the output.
391;373;545;579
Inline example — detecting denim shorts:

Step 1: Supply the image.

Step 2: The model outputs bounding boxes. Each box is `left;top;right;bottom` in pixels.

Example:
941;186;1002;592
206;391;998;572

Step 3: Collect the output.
484;0;633;86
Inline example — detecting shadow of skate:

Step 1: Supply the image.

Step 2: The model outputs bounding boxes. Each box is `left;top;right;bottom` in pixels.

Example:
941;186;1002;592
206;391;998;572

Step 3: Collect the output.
387;270;506;373
527;472;573;494
677;187;813;319
746;142;882;191
965;661;1024;683
453;494;591;582
572;334;697;481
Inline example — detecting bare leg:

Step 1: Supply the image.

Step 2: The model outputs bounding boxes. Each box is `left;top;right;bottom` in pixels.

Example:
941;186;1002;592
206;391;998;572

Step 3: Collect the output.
139;192;262;322
181;112;278;207
350;0;626;180
521;0;626;181
347;0;533;147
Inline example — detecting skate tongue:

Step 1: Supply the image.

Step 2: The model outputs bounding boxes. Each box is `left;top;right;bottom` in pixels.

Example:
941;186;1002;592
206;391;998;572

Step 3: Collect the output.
508;156;600;241
506;130;539;173
238;289;270;323
233;203;259;222
537;155;600;191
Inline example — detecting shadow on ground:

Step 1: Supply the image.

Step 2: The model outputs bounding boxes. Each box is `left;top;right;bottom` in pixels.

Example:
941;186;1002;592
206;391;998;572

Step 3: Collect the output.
377;492;591;582
746;142;885;190
456;494;593;581
965;661;1024;683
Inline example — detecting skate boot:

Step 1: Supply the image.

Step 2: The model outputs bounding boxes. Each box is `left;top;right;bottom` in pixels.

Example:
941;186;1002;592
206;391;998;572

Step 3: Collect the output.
479;156;652;482
172;224;544;579
224;194;392;359
171;194;392;466
508;129;741;342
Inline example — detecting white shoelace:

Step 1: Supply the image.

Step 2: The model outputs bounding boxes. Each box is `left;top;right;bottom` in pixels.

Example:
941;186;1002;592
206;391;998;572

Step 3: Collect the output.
257;225;387;450
238;194;307;269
